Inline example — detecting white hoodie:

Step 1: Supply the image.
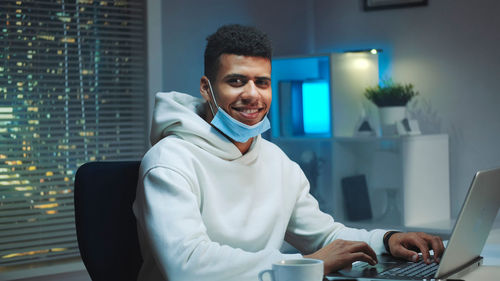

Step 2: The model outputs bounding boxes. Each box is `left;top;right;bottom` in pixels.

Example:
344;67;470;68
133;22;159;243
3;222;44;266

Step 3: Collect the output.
133;92;387;281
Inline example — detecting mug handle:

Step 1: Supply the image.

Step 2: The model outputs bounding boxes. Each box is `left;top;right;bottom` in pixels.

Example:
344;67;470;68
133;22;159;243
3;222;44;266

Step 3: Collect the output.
258;269;274;281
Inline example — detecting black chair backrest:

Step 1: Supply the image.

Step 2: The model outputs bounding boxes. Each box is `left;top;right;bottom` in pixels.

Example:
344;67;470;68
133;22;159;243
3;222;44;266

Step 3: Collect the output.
74;161;143;281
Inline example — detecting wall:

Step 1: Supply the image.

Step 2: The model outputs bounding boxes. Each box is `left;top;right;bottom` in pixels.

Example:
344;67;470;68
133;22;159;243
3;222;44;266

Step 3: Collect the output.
313;0;500;220
160;0;313;96
158;0;500;221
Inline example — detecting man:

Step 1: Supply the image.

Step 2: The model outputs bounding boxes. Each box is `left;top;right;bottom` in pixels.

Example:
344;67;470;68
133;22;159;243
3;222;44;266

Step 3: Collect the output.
133;24;444;281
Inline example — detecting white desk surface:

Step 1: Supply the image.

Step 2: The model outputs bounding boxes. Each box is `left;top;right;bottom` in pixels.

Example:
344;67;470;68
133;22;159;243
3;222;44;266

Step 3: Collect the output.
460;227;500;281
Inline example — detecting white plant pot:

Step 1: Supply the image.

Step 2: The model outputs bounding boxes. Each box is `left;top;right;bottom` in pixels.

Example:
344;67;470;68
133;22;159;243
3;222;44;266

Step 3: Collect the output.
379;106;406;136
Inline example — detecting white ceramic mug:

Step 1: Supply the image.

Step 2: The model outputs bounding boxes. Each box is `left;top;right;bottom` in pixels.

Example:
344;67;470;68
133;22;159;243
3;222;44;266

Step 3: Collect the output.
258;258;324;281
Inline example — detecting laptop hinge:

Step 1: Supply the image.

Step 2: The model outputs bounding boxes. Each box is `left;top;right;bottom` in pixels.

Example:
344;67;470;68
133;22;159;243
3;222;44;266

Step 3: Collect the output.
438;256;483;279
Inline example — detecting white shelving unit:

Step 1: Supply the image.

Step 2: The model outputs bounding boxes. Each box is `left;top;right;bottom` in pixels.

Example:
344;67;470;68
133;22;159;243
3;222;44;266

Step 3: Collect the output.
270;53;452;236
331;134;451;234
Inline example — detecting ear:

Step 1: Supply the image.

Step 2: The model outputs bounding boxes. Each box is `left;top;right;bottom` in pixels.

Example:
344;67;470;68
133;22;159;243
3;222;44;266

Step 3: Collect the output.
200;76;211;102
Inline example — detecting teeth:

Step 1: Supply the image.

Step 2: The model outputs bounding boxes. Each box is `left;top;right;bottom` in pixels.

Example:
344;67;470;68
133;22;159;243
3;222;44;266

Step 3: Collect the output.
240;108;258;114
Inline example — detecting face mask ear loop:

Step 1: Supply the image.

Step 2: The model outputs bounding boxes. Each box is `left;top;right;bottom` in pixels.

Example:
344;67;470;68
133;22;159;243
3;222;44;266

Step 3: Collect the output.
206;79;219;117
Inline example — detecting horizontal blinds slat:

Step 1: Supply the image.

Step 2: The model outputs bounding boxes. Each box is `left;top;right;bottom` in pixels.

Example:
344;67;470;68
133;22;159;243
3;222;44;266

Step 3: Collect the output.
0;66;146;73
0;217;75;232
1;25;145;35
3;72;144;79
0;103;145;108
0;147;146;155
0;92;145;97
0;44;146;52
0;194;74;204
0;66;146;72
0;65;146;70
0;239;79;258
0;154;144;167
0;149;145;157
0;17;146;26
0;246;80;266
0;82;146;87
1;106;146;114
0;1;145;7
0;4;145;14
0;136;147;143
0;126;147;131
0;34;146;43
0;8;144;17
0;205;75;219
0;1;145;8
0;115;146;122
0;138;147;147
0;197;75;208
0;233;77;252
0;227;76;246
0;7;145;16
0;209;74;222
1;25;146;34
0;211;74;225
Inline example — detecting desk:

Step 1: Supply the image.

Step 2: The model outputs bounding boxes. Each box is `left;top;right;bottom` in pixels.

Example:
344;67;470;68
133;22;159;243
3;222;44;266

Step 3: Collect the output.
460;227;500;280
325;226;500;281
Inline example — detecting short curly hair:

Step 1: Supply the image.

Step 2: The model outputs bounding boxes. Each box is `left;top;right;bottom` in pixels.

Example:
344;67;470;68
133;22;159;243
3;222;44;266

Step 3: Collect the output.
204;24;273;82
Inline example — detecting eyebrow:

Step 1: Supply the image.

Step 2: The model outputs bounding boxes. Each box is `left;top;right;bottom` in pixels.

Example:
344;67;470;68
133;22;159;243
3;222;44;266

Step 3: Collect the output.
223;73;271;81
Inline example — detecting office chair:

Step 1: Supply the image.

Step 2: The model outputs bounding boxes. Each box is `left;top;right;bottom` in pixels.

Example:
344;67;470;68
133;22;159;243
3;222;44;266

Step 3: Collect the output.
74;161;143;281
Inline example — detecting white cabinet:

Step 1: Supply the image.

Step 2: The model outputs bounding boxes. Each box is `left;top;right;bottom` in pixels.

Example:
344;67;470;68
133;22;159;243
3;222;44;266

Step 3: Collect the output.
330;134;450;233
270;53;452;235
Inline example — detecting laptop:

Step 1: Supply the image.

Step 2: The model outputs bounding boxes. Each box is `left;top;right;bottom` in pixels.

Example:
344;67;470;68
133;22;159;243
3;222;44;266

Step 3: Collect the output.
327;167;500;281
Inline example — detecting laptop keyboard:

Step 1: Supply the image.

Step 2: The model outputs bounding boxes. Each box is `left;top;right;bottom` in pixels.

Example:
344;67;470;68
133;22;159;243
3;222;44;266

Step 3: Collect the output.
379;260;439;279
350;259;439;279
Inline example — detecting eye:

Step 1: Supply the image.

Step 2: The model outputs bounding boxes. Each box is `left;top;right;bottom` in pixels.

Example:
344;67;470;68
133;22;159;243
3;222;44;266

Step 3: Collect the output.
227;78;247;87
255;78;271;89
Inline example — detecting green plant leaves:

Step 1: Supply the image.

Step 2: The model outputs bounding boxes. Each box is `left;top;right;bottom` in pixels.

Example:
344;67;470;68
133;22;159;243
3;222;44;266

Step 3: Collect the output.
364;80;419;107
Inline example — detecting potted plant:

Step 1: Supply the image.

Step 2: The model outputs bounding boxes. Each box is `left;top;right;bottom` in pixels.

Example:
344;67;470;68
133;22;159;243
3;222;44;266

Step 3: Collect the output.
364;79;419;135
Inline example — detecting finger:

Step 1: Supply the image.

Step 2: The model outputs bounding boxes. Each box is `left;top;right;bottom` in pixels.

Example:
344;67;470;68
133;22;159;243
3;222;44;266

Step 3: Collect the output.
411;234;431;264
391;244;419;262
418;233;443;263
349;252;378;266
428;236;445;262
350;242;378;264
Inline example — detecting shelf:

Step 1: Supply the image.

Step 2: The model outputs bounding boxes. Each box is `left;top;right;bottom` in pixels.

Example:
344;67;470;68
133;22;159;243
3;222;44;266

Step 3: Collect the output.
343;220;402;231
343;218;455;237
272;134;448;144
333;134;448;143
271;135;332;142
405;218;455;236
331;134;450;233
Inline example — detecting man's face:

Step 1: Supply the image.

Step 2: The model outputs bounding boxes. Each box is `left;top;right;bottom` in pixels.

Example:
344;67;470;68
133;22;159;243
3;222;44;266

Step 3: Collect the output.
202;54;272;126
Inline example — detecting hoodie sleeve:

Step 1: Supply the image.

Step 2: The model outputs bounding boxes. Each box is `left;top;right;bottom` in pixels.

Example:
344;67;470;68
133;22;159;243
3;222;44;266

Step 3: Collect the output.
133;166;302;281
285;169;387;255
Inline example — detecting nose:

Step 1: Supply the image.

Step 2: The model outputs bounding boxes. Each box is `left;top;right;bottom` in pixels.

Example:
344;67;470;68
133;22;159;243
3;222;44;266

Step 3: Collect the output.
243;80;259;99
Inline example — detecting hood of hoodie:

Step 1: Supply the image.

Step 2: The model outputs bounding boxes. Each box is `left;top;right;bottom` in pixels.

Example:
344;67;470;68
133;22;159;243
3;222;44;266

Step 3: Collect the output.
150;91;249;160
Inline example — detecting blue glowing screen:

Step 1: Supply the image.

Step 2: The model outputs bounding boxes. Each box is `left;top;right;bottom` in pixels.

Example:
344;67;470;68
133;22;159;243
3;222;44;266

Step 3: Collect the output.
302;80;331;134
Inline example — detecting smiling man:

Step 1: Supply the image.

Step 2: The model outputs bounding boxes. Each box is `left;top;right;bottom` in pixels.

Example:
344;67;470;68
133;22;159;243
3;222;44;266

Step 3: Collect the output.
132;24;444;281
200;53;272;154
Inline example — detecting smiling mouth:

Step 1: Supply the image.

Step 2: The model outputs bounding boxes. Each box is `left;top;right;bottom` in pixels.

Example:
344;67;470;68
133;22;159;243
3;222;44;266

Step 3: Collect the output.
233;108;261;114
232;107;265;120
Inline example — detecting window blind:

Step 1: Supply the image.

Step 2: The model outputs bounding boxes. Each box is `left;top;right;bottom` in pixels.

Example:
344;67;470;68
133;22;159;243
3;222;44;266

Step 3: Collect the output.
0;0;147;266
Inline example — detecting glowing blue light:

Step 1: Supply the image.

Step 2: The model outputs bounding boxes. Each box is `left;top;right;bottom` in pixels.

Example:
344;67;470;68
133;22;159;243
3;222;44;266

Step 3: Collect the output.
302;80;330;134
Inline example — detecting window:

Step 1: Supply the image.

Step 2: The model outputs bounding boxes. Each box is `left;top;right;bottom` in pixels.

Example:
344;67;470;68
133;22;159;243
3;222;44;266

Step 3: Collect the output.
0;0;147;266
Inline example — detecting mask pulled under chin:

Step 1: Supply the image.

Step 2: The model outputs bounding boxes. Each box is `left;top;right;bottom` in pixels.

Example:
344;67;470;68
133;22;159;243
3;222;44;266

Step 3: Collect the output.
210;107;271;143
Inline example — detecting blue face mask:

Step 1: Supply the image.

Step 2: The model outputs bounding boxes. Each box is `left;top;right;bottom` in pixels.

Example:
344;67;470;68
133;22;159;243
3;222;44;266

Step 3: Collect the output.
206;79;271;143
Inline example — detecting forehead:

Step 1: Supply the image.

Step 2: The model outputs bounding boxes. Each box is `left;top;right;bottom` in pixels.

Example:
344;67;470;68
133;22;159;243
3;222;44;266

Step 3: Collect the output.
216;54;271;78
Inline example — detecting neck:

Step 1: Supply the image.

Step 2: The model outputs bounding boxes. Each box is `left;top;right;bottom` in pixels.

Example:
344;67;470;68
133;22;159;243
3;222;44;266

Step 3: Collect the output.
232;138;253;155
203;103;253;155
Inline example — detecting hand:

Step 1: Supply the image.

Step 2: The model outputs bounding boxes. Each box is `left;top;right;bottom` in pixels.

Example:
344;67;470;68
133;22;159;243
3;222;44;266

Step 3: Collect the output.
387;232;445;264
304;239;378;274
